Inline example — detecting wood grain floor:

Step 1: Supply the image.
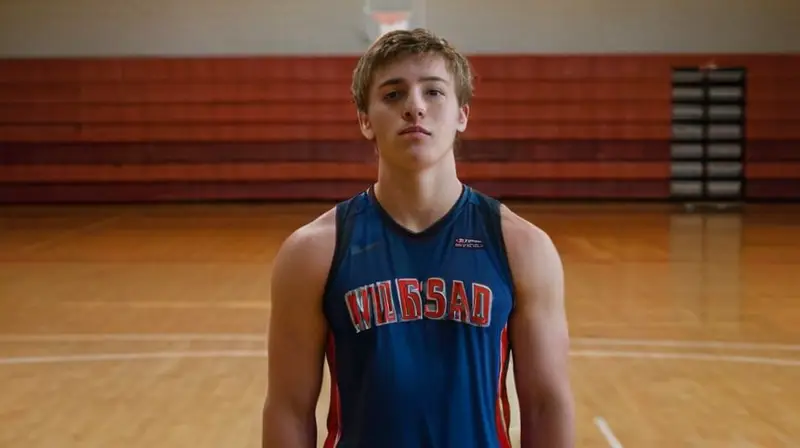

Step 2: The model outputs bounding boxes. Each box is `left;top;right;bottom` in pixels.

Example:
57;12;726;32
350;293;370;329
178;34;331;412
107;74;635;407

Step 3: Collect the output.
1;202;798;447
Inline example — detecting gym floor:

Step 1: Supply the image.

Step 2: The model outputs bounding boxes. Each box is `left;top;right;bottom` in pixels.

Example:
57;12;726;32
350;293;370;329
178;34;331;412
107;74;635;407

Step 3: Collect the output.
1;201;798;447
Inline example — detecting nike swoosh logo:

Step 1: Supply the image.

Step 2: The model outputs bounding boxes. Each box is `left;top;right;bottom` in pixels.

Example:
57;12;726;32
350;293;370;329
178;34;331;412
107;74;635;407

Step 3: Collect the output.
351;242;380;255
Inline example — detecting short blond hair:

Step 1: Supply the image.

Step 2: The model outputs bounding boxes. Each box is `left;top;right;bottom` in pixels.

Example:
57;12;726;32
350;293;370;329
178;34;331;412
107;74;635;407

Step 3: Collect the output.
351;28;474;113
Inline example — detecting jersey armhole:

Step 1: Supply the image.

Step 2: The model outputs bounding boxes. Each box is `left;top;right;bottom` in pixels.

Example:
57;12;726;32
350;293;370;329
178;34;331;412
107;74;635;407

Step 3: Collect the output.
474;191;516;308
321;199;358;298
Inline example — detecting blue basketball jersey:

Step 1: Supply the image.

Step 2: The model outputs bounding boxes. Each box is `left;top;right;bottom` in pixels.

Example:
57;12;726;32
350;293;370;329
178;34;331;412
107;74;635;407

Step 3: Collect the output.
321;184;516;448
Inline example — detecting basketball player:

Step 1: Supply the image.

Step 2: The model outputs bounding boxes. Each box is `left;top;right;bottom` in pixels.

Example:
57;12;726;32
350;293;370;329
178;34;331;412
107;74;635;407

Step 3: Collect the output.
262;28;574;448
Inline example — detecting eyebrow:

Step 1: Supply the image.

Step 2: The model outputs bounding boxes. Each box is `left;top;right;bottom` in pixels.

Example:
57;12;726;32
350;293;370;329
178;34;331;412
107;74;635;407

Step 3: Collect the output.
377;76;449;88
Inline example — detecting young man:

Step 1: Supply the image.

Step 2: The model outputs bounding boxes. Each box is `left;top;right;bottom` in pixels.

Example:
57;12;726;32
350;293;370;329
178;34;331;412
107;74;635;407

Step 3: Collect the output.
262;29;574;448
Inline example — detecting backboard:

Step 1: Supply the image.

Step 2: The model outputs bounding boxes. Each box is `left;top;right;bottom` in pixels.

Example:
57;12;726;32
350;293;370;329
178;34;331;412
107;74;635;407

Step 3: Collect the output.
371;10;410;38
363;0;418;42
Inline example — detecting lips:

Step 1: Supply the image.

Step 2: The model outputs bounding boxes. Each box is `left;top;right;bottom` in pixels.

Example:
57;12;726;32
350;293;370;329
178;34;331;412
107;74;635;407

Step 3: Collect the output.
399;125;431;136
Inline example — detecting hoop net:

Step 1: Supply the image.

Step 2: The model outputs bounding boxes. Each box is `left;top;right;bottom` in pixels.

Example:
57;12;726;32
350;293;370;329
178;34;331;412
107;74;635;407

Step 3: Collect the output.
371;11;410;37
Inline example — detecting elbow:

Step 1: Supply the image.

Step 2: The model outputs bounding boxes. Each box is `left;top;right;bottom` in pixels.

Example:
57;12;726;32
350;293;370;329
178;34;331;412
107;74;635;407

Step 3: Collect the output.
262;399;317;448
520;387;575;434
522;387;574;420
517;386;576;447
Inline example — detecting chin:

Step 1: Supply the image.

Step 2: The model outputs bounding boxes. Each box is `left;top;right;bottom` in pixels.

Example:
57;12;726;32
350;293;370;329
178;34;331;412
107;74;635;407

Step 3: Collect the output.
391;144;450;170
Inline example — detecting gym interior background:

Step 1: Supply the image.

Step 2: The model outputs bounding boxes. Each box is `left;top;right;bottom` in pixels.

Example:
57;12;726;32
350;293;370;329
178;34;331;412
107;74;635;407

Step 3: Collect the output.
0;0;798;201
1;0;799;446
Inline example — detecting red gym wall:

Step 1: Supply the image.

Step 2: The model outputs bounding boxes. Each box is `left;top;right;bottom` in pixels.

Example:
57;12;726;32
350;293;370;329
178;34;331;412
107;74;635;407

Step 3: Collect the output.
1;54;798;203
0;0;798;203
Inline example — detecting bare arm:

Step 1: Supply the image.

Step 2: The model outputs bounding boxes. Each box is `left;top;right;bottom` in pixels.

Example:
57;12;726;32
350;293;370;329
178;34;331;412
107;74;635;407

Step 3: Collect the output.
262;212;335;448
502;207;575;448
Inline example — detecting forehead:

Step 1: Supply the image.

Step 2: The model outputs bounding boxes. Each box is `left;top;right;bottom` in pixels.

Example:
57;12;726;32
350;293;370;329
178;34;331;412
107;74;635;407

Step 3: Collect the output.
372;53;453;86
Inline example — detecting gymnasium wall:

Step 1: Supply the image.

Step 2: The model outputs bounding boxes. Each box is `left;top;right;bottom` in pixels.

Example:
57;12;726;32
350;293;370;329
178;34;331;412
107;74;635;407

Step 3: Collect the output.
0;0;798;203
2;0;798;55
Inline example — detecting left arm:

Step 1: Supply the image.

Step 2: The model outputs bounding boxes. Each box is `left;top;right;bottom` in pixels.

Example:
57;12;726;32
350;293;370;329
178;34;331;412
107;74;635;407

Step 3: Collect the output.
502;207;575;448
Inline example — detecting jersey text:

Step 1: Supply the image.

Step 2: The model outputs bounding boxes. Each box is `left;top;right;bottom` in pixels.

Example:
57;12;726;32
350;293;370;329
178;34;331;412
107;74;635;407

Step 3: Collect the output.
344;278;493;333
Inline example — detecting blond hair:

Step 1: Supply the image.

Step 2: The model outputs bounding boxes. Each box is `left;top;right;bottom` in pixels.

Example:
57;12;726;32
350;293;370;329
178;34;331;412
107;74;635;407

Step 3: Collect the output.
351;28;474;113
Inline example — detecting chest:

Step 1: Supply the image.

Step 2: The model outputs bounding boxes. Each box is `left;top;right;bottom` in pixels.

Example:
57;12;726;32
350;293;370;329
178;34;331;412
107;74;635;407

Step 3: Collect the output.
324;224;513;336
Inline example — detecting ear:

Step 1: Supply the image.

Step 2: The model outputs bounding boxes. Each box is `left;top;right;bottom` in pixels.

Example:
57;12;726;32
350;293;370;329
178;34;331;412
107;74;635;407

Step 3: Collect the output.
357;110;375;141
456;104;470;133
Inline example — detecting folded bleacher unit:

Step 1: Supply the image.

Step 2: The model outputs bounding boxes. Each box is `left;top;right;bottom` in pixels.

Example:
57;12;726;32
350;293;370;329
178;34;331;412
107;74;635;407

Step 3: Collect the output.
670;66;747;203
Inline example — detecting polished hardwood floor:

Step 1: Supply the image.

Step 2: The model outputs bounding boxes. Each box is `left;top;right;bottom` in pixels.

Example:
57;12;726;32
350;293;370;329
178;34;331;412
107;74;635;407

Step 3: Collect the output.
1;201;798;447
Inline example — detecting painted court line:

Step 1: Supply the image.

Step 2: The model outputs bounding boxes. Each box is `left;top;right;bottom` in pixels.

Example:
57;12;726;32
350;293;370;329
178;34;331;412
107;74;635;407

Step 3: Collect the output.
2;333;799;352
1;349;799;367
572;337;800;352
594;416;623;448
65;301;270;309
0;350;267;365
0;333;265;342
572;349;800;367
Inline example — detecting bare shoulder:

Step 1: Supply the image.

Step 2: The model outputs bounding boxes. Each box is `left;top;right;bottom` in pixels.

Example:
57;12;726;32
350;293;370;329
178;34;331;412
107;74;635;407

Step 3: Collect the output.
499;204;561;267
271;207;338;294
498;204;564;300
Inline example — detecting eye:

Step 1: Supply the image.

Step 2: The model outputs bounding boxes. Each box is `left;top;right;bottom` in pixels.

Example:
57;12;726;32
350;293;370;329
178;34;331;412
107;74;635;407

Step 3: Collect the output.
383;91;401;101
427;89;444;96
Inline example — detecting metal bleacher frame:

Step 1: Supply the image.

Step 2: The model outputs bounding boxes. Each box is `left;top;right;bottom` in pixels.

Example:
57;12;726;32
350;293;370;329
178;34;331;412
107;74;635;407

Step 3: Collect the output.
669;65;747;211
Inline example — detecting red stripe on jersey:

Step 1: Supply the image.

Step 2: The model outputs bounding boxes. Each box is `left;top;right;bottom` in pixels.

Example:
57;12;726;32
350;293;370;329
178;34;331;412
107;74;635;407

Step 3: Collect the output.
323;332;342;448
495;325;512;448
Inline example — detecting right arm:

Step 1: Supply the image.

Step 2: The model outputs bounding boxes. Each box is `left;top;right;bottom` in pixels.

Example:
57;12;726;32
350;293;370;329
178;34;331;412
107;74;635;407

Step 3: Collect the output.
262;211;336;448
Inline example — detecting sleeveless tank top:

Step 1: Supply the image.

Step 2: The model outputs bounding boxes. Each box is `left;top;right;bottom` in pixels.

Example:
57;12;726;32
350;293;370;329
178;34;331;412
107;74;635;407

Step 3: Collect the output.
321;184;515;448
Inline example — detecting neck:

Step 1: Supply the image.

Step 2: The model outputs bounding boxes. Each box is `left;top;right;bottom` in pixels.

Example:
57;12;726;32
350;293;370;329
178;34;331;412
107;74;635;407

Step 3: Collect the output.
373;155;463;233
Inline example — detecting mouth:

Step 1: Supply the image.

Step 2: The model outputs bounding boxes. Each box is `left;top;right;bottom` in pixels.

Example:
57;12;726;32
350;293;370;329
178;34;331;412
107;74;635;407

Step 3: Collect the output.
398;125;431;136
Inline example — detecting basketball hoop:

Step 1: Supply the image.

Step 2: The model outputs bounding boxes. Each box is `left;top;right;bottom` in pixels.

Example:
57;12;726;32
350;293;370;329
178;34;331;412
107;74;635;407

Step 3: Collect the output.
371;10;410;37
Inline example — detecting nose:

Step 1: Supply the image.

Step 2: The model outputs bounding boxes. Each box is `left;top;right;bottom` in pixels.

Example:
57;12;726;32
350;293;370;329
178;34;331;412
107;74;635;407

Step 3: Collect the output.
402;91;426;120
